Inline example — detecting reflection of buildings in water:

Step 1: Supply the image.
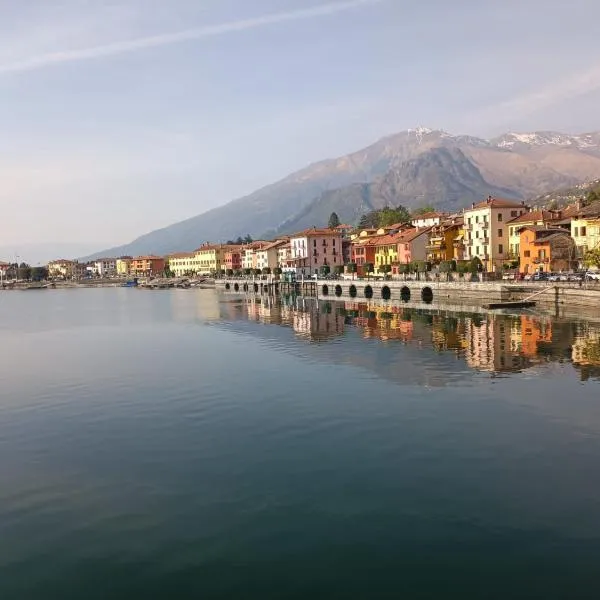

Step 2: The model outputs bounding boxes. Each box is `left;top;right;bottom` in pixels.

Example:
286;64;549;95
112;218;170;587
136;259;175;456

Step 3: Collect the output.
345;303;417;342
571;324;600;380
171;289;221;322
465;315;530;373
510;316;552;358
292;307;345;341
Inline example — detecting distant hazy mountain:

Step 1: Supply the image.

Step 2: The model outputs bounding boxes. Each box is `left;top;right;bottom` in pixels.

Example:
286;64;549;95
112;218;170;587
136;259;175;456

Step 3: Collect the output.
86;128;600;259
0;242;107;266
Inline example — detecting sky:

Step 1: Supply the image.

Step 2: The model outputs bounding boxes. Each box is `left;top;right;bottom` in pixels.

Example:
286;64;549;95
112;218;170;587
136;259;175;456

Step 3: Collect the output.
1;0;600;260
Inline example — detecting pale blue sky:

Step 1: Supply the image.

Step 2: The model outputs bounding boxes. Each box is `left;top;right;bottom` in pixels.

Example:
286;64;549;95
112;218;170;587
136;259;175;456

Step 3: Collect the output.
1;0;600;254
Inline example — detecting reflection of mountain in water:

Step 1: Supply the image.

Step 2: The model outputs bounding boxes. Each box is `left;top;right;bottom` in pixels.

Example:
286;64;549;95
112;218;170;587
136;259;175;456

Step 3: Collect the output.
214;294;600;384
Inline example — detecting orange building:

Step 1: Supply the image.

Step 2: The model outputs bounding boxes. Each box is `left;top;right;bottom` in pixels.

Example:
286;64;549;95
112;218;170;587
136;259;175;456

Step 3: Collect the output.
519;227;576;274
130;256;166;276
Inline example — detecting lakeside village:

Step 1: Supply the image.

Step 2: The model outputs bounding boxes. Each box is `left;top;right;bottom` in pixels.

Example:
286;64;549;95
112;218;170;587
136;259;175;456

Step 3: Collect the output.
3;195;600;286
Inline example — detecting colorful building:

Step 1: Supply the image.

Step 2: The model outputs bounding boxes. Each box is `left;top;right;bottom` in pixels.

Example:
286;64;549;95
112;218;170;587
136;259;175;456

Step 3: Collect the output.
167;252;197;277
130;256;166;276
256;239;287;272
463;196;528;272
426;215;465;263
48;259;77;279
393;228;431;272
288;227;343;276
507;210;565;259
223;247;243;273
519;226;576;274
116;257;132;276
568;201;600;263
374;233;400;272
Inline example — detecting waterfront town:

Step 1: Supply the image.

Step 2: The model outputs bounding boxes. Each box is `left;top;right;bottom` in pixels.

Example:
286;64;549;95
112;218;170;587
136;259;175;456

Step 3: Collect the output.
2;195;600;283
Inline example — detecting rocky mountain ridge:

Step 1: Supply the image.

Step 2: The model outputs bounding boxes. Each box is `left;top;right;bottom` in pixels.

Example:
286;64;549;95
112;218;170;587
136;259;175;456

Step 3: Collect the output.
86;128;600;259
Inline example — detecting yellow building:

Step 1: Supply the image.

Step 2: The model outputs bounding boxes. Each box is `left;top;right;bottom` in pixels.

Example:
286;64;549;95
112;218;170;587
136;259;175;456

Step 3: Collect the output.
426;215;464;263
116;257;132;276
193;244;229;274
48;259;76;278
572;213;600;259
374;234;399;271
168;252;199;277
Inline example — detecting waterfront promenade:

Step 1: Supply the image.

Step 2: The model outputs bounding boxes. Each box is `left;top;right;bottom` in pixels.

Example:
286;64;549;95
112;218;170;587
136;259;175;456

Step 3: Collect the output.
217;277;600;309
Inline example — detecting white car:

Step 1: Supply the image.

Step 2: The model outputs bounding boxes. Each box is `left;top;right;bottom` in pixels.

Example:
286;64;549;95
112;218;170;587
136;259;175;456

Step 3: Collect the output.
585;271;600;281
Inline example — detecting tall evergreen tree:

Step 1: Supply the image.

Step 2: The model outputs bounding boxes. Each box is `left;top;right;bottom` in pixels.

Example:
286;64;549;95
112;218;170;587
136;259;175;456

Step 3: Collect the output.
328;212;340;229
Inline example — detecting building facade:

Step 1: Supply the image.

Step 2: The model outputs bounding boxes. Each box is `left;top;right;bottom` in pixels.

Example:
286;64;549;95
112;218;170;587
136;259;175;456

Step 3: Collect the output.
94;258;117;277
130;256;166;276
167;253;198;277
464;197;528;272
289;227;343;275
519;227;576;274
116;257;132;276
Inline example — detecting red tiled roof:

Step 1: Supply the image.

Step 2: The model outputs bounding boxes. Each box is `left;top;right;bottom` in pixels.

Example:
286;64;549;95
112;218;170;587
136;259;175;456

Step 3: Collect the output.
469;196;526;210
397;227;431;243
291;227;343;237
412;212;446;220
508;210;559;224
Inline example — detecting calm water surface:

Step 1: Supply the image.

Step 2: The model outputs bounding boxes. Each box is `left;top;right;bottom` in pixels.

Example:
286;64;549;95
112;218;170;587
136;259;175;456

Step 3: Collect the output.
2;288;600;599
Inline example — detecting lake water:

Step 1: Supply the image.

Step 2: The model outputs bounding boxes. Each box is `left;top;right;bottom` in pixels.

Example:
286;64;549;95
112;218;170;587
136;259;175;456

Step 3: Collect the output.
2;288;600;599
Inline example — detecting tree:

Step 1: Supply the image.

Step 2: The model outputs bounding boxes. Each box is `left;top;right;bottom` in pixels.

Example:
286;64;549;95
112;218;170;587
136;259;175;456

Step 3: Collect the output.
364;262;374;279
30;266;48;281
333;265;344;275
411;205;436;216
328;212;340;229
273;267;282;277
347;262;357;279
226;269;234;277
164;265;175;278
254;268;262;276
244;234;253;244
262;267;271;275
584;247;600;269
243;268;252;277
17;262;31;280
377;205;411;228
320;264;331;277
379;264;392;278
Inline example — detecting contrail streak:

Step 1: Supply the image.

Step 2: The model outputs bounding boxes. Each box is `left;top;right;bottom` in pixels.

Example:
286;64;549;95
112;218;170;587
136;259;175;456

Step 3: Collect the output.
0;0;385;75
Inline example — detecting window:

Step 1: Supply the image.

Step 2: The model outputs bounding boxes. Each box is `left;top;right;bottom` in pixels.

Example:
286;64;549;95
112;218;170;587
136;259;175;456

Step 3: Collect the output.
475;216;479;223
333;239;336;246
475;231;479;238
524;250;530;258
498;213;503;222
468;217;472;225
498;229;503;238
581;226;587;237
313;239;317;247
476;246;480;255
574;227;579;236
511;210;518;217
498;244;503;254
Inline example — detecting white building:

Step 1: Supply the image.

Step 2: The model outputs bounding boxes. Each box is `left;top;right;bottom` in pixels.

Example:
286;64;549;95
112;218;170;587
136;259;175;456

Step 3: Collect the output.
256;240;287;271
94;258;117;277
411;212;446;229
463;197;528;272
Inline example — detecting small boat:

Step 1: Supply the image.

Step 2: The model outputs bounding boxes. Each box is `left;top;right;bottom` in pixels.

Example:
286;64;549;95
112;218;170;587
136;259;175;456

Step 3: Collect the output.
484;301;536;309
122;278;138;288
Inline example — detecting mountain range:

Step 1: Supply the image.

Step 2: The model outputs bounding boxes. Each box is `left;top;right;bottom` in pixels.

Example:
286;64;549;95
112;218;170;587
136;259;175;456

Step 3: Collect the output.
87;128;600;259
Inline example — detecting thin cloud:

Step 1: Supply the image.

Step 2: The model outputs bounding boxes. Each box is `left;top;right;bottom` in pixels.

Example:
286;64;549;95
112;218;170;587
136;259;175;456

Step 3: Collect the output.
480;62;600;124
0;0;384;75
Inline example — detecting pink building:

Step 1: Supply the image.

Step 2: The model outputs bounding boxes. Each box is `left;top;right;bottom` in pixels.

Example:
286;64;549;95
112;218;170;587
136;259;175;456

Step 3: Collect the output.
393;228;431;273
288;227;344;276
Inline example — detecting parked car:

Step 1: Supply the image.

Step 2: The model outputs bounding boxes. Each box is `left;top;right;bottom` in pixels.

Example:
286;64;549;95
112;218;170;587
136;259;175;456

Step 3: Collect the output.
585;271;600;281
532;271;549;281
